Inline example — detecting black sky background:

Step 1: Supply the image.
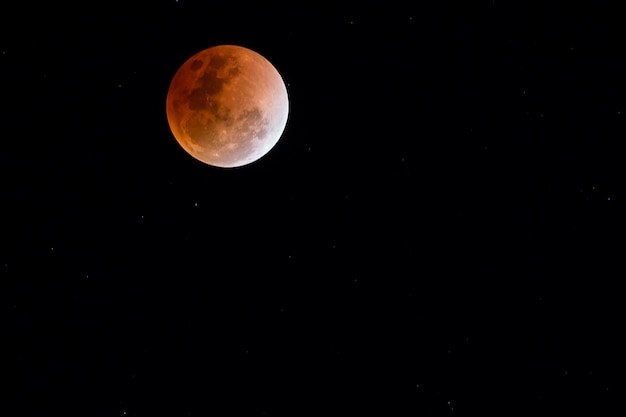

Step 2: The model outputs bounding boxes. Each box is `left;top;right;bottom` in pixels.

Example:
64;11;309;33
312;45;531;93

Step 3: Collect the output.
3;1;624;416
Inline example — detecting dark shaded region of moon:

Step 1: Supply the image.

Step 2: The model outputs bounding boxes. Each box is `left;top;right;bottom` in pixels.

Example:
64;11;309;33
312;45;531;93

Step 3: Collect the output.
166;45;289;168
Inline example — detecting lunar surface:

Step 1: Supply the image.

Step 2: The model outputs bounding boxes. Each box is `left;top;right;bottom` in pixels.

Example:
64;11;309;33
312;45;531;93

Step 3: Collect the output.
166;45;289;168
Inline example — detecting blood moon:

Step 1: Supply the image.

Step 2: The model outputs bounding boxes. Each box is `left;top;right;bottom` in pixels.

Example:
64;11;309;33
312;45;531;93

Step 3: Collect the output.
166;45;289;168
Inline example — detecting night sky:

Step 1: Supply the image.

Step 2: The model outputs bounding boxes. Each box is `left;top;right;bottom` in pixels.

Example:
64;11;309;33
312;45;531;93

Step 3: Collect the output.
3;2;624;416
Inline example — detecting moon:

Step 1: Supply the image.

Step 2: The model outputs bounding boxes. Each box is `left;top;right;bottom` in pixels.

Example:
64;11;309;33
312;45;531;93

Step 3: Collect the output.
166;45;289;168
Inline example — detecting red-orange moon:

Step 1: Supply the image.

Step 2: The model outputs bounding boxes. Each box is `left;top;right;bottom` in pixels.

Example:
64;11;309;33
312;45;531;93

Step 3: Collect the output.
166;45;289;168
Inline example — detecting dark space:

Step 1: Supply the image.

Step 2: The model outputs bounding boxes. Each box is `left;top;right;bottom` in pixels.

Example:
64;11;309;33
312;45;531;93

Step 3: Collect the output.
3;2;623;416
